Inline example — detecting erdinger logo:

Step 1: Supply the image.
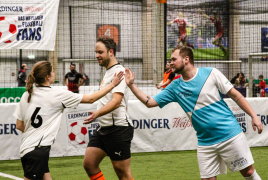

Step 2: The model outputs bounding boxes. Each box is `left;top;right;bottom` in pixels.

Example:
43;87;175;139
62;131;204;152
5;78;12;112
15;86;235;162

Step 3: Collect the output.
178;90;193;99
172;117;193;130
132;117;193;130
132;119;170;129
0;124;18;135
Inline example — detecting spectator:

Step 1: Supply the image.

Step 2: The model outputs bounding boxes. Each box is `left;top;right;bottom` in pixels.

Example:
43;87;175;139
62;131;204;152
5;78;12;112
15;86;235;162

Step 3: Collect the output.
230;73;239;84
257;74;266;97
18;64;28;87
157;61;175;89
252;76;259;97
234;73;248;87
64;64;86;93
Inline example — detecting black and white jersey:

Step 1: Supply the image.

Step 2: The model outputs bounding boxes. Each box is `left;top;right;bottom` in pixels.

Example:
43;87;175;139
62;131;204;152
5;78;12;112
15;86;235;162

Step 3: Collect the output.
98;64;132;127
13;87;83;157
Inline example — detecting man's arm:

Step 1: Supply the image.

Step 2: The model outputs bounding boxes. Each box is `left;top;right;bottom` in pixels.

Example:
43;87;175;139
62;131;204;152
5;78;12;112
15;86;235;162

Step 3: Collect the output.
199;9;210;19
125;68;159;108
167;21;174;26
83;92;123;124
227;87;263;134
157;79;171;89
16;119;25;132
81;72;123;104
64;77;68;86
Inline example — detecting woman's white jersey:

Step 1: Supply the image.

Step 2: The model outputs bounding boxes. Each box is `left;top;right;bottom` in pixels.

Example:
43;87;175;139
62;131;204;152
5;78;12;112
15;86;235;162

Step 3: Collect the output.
13;87;83;157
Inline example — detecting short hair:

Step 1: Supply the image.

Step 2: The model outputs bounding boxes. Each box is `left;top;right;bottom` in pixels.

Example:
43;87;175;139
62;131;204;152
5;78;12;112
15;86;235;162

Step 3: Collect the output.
212;11;217;15
21;64;26;69
70;64;76;67
97;36;117;56
171;45;194;64
259;74;263;79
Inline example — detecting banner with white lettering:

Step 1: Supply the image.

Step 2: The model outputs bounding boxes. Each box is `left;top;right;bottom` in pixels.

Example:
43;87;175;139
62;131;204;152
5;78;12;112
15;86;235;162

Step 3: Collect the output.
0;0;60;50
1;98;268;160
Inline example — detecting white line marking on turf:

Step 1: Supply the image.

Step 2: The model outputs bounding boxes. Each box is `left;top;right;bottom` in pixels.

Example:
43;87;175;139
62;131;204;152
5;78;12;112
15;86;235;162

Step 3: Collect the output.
0;172;23;180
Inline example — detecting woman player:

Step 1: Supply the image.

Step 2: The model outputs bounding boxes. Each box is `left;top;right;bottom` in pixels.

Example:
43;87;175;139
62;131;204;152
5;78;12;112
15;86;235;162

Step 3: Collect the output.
13;61;124;180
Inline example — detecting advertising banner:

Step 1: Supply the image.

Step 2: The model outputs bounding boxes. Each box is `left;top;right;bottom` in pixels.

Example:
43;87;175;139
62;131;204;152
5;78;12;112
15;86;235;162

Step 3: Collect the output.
0;87;25;103
0;0;60;50
167;0;229;60
1;98;268;160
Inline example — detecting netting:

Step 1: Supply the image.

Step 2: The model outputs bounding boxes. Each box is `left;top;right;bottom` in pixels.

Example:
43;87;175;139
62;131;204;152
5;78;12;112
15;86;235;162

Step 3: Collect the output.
0;0;268;103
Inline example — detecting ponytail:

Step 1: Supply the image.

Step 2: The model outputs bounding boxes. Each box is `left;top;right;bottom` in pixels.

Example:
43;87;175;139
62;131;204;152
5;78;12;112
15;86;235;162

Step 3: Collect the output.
26;61;52;103
26;72;35;103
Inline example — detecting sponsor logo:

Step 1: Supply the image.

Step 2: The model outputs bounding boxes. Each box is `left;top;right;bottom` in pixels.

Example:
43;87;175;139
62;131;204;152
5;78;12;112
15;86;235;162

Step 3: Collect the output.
133;117;193;130
225;80;232;85
66;110;98;146
25;6;44;13
132;119;170;129
231;157;248;168
178;90;193;99
115;151;121;156
67;112;90;120
172;117;193;130
0;124;18;135
0;6;23;13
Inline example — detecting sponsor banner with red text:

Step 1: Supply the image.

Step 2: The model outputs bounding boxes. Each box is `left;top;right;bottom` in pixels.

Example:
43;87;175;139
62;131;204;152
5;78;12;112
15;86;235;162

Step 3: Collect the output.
0;0;60;50
1;98;268;160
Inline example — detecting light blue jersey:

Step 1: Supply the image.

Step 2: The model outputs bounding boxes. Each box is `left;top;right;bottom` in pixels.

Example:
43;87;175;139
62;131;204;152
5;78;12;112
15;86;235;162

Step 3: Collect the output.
153;67;242;146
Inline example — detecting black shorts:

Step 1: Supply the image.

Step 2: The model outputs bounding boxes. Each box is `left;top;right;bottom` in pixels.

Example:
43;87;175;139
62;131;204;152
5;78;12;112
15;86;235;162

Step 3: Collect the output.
87;126;134;161
21;146;51;180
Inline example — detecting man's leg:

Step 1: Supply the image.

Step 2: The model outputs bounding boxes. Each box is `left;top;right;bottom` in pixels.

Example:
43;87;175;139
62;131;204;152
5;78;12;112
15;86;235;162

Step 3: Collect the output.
43;172;52;180
219;133;261;180
83;147;107;179
240;165;261;180
197;145;225;180
212;36;226;55
111;158;133;180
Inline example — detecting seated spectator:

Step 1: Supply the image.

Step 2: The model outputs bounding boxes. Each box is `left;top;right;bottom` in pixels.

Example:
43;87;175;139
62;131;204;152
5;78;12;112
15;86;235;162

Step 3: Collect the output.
234;73;248;87
230;73;239;84
157;61;175;89
252;76;258;97
257;74;266;97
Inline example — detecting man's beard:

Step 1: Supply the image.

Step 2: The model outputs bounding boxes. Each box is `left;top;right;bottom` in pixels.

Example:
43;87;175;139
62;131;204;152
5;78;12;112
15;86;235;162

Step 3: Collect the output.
99;55;110;67
173;64;184;74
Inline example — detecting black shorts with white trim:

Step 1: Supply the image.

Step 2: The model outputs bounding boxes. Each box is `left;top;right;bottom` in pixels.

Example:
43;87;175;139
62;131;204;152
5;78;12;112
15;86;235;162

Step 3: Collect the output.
87;125;134;161
21;146;51;180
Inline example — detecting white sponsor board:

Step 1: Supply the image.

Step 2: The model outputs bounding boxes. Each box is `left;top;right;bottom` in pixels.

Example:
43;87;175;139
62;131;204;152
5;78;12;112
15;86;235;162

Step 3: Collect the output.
0;0;60;50
1;98;268;160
